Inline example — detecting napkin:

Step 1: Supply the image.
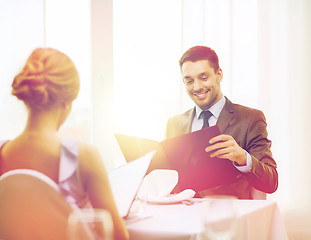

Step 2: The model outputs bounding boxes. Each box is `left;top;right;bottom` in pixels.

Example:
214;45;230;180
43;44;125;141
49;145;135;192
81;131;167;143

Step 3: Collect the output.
137;169;196;203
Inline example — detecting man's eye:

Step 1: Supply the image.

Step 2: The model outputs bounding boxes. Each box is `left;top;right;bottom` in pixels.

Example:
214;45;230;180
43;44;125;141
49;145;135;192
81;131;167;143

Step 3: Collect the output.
185;79;193;84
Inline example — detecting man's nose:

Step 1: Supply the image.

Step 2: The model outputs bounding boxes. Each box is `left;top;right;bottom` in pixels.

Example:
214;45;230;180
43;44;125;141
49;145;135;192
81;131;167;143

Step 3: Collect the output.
193;79;203;91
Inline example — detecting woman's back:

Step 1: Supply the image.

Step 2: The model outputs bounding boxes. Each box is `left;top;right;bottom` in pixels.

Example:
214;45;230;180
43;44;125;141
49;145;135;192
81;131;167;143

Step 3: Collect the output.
0;133;91;208
0;133;61;183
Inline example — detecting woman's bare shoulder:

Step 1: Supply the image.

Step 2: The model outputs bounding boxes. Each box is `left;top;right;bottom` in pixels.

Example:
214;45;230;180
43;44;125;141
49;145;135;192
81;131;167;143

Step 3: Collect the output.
78;142;100;157
77;142;106;173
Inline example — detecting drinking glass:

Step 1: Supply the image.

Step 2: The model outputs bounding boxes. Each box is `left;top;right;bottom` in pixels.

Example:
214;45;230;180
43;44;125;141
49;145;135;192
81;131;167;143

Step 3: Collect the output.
67;208;114;240
201;195;238;240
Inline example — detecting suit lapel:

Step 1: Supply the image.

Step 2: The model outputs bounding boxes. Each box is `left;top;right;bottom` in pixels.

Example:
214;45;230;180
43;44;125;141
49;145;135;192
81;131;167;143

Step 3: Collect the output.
217;97;234;133
182;108;195;134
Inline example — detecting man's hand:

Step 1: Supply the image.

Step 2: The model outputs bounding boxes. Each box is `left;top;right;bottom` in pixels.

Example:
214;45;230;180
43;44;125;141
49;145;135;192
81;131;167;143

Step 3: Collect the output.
205;134;247;166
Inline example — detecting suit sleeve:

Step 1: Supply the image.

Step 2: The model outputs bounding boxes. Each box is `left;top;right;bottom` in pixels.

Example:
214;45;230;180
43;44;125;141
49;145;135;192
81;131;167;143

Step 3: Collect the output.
244;110;278;193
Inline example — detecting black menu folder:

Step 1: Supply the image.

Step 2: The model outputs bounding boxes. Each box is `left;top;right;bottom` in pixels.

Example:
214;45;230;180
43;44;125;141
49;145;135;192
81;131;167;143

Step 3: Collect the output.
114;125;239;193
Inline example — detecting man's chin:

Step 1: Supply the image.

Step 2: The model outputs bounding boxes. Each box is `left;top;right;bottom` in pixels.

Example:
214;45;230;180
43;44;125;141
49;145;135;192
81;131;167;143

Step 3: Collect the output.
195;102;210;110
190;95;211;109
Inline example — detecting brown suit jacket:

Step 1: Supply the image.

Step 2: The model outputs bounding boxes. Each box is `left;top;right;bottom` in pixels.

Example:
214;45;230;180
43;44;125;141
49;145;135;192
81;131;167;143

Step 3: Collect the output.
165;97;278;199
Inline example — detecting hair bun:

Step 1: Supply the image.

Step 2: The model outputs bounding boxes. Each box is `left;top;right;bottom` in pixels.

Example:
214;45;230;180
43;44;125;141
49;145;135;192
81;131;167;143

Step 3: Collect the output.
12;48;80;110
12;73;50;109
12;59;50;109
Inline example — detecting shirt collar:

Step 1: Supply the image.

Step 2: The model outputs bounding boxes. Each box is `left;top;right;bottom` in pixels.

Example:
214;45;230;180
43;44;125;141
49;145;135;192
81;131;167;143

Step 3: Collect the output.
194;95;226;120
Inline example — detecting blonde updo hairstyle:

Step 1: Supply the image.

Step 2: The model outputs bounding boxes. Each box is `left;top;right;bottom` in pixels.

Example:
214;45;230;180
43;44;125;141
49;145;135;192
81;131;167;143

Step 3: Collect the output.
12;48;80;110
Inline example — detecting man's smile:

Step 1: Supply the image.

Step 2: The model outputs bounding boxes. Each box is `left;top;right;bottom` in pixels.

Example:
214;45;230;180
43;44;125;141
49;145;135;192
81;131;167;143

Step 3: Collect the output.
193;90;209;100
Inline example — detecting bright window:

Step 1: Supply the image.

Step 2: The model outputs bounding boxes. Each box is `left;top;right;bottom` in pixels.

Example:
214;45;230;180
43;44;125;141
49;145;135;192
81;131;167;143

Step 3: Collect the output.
113;0;183;141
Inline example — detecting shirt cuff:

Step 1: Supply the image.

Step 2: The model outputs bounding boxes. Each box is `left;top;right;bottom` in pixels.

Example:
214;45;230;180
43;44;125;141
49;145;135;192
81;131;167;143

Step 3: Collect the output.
234;151;252;173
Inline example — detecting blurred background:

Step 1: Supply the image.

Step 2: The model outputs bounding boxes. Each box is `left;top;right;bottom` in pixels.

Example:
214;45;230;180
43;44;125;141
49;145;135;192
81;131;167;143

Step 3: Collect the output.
0;0;310;239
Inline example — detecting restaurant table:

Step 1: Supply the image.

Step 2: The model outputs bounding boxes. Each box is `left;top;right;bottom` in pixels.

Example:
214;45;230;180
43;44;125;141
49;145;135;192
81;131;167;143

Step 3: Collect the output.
125;199;288;240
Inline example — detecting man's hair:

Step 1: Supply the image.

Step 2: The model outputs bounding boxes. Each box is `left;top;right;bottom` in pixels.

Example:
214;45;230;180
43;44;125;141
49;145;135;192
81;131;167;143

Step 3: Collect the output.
179;46;219;72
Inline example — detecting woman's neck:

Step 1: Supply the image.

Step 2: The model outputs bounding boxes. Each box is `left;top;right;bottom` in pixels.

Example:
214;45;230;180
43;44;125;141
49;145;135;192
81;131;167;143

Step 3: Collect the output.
24;107;63;134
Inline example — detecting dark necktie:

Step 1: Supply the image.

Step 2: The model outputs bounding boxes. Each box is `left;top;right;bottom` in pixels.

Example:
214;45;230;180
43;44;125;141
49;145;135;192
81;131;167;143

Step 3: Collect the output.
200;110;213;129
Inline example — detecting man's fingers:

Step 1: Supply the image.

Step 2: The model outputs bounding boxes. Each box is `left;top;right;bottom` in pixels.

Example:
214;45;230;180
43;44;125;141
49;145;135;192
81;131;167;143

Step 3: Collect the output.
210;145;235;159
210;147;230;158
209;134;231;144
205;141;229;153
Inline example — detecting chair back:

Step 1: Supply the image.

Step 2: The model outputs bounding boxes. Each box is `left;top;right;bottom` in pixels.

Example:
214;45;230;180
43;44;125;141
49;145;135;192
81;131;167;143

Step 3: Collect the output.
0;169;114;240
0;169;73;240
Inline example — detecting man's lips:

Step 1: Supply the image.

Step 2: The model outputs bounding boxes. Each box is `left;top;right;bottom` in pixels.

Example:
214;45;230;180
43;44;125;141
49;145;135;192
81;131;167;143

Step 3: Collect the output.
193;90;209;100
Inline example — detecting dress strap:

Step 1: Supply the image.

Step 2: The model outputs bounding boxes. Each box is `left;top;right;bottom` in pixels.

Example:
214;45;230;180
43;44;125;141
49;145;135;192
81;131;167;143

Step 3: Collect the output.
58;138;89;208
58;138;78;183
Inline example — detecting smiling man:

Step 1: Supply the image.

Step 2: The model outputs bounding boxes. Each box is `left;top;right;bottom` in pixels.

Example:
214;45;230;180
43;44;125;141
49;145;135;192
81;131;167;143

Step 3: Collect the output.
165;46;278;199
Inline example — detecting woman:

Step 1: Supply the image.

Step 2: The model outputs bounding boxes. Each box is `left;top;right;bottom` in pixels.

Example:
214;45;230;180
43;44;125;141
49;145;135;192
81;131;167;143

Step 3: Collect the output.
0;48;129;240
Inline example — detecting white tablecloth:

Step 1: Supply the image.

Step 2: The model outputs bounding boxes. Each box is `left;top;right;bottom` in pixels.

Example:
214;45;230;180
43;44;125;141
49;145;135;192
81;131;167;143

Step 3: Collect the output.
125;200;288;240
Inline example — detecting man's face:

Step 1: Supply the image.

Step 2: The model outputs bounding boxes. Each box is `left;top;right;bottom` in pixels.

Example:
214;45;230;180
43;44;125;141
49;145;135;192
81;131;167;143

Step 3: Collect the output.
181;60;223;110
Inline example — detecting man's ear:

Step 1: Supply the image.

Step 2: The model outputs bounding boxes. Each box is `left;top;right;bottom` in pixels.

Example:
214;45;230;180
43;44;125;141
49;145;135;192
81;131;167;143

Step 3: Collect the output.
61;102;70;110
217;68;223;83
